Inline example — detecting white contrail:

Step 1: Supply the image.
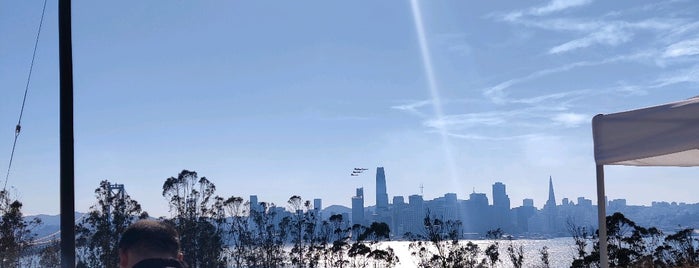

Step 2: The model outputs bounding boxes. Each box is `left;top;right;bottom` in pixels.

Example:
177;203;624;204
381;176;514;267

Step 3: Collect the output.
409;0;460;188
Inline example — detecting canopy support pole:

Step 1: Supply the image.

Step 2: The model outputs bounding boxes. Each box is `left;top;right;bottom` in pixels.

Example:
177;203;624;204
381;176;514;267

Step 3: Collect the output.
596;164;608;268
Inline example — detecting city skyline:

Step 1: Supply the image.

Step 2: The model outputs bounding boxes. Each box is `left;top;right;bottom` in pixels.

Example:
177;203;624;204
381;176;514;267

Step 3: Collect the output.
27;168;698;217
2;1;699;216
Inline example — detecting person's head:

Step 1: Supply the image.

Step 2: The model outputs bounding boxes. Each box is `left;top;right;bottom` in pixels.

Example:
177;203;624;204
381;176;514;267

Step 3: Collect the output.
119;220;183;268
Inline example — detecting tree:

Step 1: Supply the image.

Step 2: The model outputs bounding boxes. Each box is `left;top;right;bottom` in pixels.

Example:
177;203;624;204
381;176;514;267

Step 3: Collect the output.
320;214;352;268
483;228;502;268
286;195;310;267
408;210;483;268
248;201;287;267
0;190;40;268
506;243;524;268
538;246;550;268
75;180;146;268
605;212;644;266
347;223;398;268
39;239;61;267
223;196;250;268
657;227;698;266
162;170;226;267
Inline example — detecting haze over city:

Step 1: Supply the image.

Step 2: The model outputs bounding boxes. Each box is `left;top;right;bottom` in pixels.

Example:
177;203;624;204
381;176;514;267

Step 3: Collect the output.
2;0;699;217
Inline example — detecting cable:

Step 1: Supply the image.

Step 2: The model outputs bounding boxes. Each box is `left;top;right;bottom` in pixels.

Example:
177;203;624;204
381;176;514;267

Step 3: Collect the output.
3;0;48;191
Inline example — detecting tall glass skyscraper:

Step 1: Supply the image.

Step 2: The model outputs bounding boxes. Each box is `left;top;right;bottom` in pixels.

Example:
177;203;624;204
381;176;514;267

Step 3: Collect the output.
376;167;389;210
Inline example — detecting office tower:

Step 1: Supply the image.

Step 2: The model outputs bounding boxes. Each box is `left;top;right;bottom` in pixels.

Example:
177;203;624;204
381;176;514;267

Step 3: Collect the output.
492;182;511;209
314;198;322;210
376;167;389;210
352;187;365;225
407;194;425;234
492;182;511;230
392;196;406;237
250;195;260;212
577;197;592;207
467;192;489;233
514;199;537;233
392;196;404;205
444;193;458;221
523;198;534;207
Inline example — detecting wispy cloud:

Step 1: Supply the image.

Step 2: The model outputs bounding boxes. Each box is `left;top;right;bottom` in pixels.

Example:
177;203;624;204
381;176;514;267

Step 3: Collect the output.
545;19;677;54
532;0;593;15
391;100;431;117
504;0;593;21
499;0;683;55
650;65;699;87
445;132;543;141
551;112;588;127
663;38;699;58
422;104;585;132
549;24;632;54
423;112;509;130
509;90;590;106
483;51;653;104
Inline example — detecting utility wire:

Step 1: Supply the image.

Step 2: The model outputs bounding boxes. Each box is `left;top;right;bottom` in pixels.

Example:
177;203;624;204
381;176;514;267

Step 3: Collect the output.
3;0;48;191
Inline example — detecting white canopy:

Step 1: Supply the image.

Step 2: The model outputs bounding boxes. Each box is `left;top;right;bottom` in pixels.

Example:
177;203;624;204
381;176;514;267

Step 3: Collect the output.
593;96;699;166
591;96;699;268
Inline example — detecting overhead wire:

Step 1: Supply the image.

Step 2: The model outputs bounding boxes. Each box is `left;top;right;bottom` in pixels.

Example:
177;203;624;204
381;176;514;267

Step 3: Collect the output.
3;0;48;191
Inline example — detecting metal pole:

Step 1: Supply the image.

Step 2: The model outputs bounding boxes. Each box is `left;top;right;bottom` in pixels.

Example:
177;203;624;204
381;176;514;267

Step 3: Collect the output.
596;165;608;268
59;0;76;267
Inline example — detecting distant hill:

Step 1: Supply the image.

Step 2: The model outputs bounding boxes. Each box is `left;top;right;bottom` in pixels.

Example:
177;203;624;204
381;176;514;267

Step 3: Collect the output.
26;212;84;238
322;205;351;216
26;207;354;239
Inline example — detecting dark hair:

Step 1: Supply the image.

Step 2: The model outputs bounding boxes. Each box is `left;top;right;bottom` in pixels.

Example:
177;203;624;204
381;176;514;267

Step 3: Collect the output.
119;220;181;257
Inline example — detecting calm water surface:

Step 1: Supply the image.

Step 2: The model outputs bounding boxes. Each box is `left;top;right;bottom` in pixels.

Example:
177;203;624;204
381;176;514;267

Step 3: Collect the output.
385;237;577;268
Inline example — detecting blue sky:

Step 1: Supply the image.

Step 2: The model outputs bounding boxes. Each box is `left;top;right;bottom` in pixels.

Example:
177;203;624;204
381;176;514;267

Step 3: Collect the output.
1;0;699;216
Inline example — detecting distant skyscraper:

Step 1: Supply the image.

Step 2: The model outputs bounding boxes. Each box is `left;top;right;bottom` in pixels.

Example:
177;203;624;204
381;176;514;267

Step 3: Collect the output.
492;182;511;209
392;196;404;205
545;176;556;209
352;187;365;225
250;195;260;212
523;198;534;207
492;182;512;230
407;194;424;234
376;167;389;210
467;192;489;233
543;176;558;233
314;198;322;211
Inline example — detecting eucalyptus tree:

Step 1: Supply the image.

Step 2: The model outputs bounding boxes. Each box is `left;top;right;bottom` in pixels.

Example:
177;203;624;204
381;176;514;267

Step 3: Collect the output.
75;180;146;268
0;190;40;268
223;196;250;268
286;195;321;267
162;170;226;267
249;201;287;267
408;211;484;268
